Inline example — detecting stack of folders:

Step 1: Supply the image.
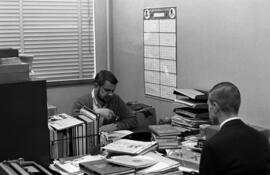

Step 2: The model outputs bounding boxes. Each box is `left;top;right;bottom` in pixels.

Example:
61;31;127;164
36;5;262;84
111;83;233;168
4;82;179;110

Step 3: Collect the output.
48;113;85;159
172;89;210;130
148;124;182;149
102;139;157;155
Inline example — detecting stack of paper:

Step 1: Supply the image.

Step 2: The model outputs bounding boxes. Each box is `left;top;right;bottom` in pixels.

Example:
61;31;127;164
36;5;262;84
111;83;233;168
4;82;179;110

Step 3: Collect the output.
166;148;200;173
49;113;83;131
136;152;180;175
102;139;157;155
107;155;157;169
101;130;133;146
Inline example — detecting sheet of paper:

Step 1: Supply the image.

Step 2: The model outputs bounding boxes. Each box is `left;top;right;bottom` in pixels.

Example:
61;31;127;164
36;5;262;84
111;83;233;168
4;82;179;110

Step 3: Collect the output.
144;45;159;58
160;60;176;73
144;20;159;32
144;58;160;71
160;33;176;46
160;19;176;32
145;70;159;84
160;46;176;60
144;33;159;45
145;83;160;97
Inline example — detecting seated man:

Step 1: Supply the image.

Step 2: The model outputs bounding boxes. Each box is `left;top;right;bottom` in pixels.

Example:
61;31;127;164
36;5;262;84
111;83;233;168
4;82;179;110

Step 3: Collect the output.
72;70;137;132
199;82;270;175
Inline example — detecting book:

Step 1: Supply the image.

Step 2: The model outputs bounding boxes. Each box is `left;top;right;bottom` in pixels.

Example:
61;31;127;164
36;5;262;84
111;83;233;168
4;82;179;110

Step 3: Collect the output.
107;155;157;169
48;113;83;131
77;114;95;153
173;107;209;119
148;124;181;136
102;139;157;155
173;89;208;100
80;107;99;145
79;159;135;175
174;98;208;109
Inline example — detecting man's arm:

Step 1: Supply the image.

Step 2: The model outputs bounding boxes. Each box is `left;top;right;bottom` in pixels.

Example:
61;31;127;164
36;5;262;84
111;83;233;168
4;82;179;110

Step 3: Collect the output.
71;94;92;117
114;96;137;130
199;141;217;175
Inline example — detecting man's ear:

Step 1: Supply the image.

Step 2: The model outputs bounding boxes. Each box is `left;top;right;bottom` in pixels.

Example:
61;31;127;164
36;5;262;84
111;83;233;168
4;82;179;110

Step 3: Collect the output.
212;101;220;114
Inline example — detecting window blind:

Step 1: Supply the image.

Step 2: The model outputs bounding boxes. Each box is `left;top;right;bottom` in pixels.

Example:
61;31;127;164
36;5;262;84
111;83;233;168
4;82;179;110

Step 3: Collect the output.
0;0;95;82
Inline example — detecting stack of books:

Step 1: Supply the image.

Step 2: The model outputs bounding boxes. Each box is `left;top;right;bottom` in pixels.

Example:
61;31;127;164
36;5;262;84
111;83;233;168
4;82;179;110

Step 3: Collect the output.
172;89;210;130
48;113;85;159
78;107;100;153
148;124;182;149
48;108;100;159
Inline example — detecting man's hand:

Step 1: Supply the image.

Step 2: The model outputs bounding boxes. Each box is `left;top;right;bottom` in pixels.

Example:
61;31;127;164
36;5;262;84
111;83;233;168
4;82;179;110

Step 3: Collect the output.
96;108;115;121
99;123;118;133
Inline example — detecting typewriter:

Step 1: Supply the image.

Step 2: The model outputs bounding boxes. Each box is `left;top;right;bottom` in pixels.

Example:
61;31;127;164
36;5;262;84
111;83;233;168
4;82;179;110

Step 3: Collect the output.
0;158;53;175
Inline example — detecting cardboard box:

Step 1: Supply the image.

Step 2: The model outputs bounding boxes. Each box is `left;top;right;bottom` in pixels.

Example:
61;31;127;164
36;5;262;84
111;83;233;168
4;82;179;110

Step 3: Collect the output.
0;63;30;83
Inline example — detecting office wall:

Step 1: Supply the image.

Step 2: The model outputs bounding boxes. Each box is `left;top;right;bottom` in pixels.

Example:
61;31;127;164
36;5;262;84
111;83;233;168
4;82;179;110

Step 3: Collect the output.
47;0;108;114
111;0;270;128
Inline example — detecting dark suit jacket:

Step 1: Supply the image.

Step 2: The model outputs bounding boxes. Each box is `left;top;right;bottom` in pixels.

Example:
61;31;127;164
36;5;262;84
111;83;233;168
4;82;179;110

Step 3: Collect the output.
199;119;270;175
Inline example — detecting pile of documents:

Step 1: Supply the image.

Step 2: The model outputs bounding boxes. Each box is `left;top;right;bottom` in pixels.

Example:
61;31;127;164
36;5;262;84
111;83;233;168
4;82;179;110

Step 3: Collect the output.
172;89;210;130
166;148;200;174
136;152;181;175
102;139;157;155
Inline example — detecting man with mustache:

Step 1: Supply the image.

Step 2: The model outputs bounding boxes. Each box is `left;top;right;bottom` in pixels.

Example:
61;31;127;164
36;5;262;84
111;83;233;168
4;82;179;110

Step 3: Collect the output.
72;70;137;132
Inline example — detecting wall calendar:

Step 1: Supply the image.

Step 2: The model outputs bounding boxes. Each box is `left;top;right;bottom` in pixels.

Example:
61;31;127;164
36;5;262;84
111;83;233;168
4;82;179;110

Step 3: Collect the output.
143;7;177;100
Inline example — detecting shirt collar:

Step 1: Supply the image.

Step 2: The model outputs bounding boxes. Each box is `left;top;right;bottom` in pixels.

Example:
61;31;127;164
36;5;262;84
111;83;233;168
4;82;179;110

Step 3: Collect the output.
220;116;241;128
92;89;101;108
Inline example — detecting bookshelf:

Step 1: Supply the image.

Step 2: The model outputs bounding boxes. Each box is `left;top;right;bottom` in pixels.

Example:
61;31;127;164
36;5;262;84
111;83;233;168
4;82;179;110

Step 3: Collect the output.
0;80;50;167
